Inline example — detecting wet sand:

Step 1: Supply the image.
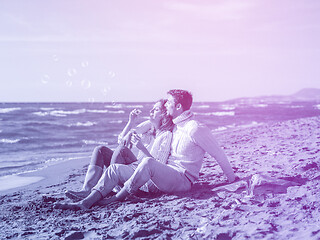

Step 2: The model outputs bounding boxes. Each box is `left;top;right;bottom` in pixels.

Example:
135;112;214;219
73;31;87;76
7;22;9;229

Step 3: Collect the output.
0;116;319;239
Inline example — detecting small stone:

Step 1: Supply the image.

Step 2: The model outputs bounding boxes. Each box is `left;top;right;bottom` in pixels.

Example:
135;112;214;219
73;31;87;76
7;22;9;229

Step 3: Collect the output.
65;231;85;240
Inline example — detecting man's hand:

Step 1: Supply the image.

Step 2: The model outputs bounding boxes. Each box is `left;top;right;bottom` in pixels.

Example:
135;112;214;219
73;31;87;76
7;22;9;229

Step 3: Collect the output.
121;131;133;148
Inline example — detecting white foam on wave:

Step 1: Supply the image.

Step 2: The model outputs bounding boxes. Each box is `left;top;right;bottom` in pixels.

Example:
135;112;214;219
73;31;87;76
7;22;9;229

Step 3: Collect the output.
0;139;21;144
88;109;109;113
125;105;144;109
67;121;97;127
0;107;21;114
33;109;87;117
40;107;55;111
213;121;260;133
288;105;303;109
0;160;33;169
215;111;235;116
109;120;123;124
104;104;123;109
213;123;236;132
238;121;260;129
88;109;125;114
82;140;109;145
214;126;228;132
254;104;268;108
195;111;235;116
313;104;320;110
220;104;236;110
50;109;86;117
44;157;64;164
107;110;125;114
33;108;125;117
195;105;210;109
33;111;49;116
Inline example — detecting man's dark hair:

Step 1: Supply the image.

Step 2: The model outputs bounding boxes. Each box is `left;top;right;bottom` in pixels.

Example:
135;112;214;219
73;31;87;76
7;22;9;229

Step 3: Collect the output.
167;89;193;111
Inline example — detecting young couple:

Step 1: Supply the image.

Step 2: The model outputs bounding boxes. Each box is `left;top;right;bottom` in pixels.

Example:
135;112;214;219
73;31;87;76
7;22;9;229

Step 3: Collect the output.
55;89;236;210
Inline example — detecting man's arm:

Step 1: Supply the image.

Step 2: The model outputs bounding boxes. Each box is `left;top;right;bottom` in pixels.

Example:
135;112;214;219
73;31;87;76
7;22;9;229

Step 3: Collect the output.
191;124;236;183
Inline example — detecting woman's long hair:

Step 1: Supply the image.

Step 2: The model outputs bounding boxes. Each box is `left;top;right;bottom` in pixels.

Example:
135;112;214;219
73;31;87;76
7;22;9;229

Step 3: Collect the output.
150;99;174;136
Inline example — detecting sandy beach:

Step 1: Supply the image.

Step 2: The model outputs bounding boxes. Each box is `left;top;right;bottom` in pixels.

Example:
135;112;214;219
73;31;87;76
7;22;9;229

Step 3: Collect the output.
1;116;319;240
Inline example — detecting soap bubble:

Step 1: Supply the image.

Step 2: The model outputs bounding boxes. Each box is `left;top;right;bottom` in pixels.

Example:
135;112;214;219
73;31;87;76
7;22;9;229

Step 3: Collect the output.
67;68;77;77
107;71;116;79
112;100;117;106
41;74;50;84
81;61;89;68
52;54;59;62
66;80;73;87
81;79;91;89
101;86;111;96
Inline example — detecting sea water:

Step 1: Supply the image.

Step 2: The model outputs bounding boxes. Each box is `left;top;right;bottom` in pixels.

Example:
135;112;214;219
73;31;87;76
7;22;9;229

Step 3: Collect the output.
0;101;319;181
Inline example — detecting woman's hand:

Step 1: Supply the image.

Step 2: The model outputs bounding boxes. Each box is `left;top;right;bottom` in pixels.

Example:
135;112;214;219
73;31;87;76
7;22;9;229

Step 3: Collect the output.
131;132;144;150
131;131;154;158
128;109;141;123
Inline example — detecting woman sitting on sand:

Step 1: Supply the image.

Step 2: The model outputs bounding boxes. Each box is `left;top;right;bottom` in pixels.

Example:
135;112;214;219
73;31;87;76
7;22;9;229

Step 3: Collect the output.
64;99;174;202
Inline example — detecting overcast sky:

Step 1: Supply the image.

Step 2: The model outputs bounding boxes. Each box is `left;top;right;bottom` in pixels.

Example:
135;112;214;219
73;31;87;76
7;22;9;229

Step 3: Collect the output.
1;0;320;102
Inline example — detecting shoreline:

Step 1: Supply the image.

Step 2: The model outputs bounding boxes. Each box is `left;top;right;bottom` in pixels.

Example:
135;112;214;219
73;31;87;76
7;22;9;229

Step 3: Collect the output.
0;156;90;195
0;118;264;195
1;116;320;239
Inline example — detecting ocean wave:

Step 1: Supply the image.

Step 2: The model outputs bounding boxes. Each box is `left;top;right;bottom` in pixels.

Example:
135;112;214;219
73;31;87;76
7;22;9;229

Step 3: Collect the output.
213;121;260;132
0;138;21;144
24;121;64;128
253;104;268;108
109;120;123;124
50;109;86;117
220;104;236;111
104;104;123;109
314;104;320;110
107;110;125;114
87;109;125;114
44;157;64;164
33;111;50;117
0;161;37;171
87;109;109;113
33;109;87;117
195;111;235;116
0;107;21;114
237;121;260;129
194;105;210;109
125;105;144;109
67;121;97;127
289;105;303;109
214;126;228;132
82;140;109;145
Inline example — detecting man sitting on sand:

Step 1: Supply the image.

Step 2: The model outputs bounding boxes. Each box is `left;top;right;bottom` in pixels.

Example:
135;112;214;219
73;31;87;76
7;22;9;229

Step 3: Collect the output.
55;89;236;210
